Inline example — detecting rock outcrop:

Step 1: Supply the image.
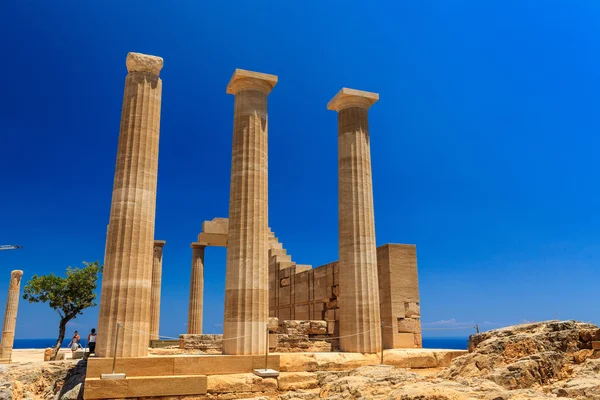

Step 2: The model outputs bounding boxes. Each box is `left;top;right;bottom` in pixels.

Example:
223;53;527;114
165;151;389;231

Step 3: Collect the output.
0;359;85;400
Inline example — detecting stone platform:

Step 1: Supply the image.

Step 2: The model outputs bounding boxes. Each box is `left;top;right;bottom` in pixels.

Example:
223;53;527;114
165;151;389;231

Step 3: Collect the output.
83;349;466;399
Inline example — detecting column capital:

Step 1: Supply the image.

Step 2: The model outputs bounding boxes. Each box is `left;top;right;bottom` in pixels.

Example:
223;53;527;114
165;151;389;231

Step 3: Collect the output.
190;242;207;249
126;52;164;76
226;69;278;96
327;88;379;112
9;270;23;289
154;240;166;248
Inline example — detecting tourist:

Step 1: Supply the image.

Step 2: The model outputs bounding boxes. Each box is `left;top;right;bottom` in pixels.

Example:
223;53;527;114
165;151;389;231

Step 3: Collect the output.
68;331;81;352
87;328;97;354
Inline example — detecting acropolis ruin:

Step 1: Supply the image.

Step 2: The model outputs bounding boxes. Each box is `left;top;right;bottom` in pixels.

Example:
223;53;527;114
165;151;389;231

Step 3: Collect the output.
85;51;426;399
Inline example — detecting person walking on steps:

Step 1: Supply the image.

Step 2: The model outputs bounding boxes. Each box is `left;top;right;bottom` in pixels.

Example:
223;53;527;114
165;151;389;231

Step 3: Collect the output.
88;328;97;354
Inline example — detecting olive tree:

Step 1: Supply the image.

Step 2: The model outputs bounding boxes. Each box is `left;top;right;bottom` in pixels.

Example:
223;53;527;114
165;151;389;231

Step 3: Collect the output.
22;261;102;360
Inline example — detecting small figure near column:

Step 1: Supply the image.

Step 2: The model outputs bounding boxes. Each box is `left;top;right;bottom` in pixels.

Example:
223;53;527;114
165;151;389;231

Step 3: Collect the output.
0;270;24;363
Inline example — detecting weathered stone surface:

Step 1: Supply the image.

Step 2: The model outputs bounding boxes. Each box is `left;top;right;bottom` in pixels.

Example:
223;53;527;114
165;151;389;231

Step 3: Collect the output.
96;51;163;358
1;359;85;400
125;52;164;75
150;240;166;340
443;320;600;395
0;270;23;362
207;373;277;394
179;334;222;354
224;69;277;355
268;317;279;333
329;88;381;353
188;243;205;334
43;348;53;362
277;372;319;391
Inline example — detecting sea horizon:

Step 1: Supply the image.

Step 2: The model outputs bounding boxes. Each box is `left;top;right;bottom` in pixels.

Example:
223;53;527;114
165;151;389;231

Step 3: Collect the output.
11;336;469;350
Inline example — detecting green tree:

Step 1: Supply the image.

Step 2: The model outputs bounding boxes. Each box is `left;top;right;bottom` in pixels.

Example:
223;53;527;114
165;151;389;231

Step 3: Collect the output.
23;261;102;360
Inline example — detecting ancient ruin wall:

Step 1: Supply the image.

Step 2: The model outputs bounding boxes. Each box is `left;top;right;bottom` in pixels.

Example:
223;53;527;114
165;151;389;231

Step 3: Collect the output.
269;243;421;348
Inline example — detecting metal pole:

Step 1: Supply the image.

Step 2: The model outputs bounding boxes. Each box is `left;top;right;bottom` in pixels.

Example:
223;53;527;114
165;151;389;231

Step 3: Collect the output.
475;324;479;334
264;323;269;371
380;321;384;365
111;322;120;374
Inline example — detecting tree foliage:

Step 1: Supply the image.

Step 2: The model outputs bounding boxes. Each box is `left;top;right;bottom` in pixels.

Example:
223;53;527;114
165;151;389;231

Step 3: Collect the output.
23;261;102;359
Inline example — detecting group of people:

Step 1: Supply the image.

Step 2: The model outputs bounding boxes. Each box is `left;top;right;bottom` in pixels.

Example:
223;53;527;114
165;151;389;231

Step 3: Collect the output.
67;328;97;353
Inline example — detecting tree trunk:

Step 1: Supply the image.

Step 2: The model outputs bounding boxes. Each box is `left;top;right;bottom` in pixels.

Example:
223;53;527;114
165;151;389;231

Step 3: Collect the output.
52;318;68;361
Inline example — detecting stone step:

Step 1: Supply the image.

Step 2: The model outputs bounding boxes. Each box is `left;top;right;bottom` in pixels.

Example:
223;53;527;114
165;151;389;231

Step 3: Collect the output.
273;254;291;263
269;248;287;257
295;265;312;274
278;261;295;270
269;242;283;250
85;375;208;399
86;355;280;378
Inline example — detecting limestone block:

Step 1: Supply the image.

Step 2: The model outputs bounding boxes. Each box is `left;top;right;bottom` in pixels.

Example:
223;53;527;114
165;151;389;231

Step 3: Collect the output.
126;52;164;75
405;302;420;317
202;218;229;235
396;333;417;348
269;334;278;349
71;350;85;360
397;317;421;334
84;375;207;399
277;372;319;391
44;348;52;361
268;317;279;333
207;374;277;394
180;334;223;353
197;232;227;247
308;321;327;335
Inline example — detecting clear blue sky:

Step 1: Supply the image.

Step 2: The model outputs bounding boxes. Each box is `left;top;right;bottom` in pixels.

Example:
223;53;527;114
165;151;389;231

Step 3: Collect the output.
1;1;599;340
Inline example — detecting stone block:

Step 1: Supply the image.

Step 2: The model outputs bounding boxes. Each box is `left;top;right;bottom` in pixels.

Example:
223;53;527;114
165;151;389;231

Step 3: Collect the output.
72;350;85;360
268;317;279;333
269;334;278;349
308;321;327;335
202;218;229;235
404;302;420;318
397;317;421;334
197;232;227;247
207;373;277;394
180;334;223;352
593;341;600;350
84;375;208;399
277;372;319;391
44;348;53;361
395;333;417;348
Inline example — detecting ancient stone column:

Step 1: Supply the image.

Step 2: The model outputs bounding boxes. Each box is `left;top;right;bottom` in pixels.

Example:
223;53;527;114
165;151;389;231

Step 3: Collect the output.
0;270;23;362
223;69;277;355
96;52;163;358
150;240;166;341
188;243;205;334
328;88;382;353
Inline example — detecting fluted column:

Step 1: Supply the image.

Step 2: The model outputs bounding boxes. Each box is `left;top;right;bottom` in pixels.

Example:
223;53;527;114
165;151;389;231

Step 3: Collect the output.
150;240;166;341
188;243;205;334
96;52;164;358
223;69;277;355
0;270;23;362
328;88;382;353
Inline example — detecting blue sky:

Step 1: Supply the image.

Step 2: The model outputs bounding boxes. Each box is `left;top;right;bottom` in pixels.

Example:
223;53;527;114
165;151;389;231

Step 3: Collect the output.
1;1;599;340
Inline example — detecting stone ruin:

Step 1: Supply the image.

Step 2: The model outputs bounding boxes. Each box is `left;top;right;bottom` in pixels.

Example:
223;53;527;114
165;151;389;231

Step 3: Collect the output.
95;51;422;359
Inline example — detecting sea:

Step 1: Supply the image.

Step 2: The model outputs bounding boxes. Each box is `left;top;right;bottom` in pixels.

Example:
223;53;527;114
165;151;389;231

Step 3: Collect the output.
12;336;469;350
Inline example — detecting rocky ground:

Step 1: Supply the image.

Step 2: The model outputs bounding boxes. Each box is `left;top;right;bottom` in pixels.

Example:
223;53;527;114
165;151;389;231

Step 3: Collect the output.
1;320;599;400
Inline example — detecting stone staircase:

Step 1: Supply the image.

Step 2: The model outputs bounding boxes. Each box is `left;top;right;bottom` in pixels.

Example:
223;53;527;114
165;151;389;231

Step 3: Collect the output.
268;228;312;273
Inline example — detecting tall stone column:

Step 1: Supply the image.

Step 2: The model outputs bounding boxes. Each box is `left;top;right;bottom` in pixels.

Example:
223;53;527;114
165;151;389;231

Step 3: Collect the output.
328;88;382;353
188;243;205;334
96;52;164;358
223;69;277;355
0;270;23;362
150;240;166;341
